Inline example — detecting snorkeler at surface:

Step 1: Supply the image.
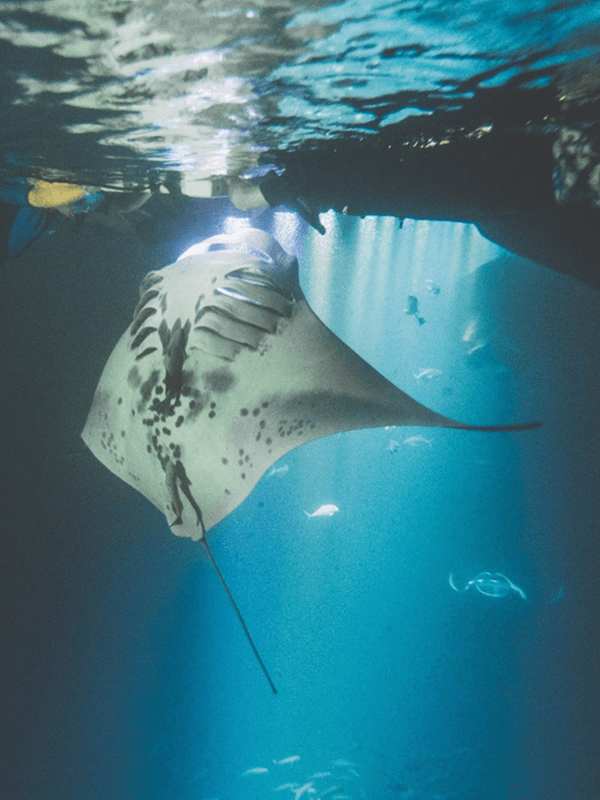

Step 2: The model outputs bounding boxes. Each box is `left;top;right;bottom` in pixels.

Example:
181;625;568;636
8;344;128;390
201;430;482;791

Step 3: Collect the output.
0;174;191;260
229;125;600;292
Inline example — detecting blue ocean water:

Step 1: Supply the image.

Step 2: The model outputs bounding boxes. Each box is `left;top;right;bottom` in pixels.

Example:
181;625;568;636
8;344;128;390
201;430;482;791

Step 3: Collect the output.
1;3;600;800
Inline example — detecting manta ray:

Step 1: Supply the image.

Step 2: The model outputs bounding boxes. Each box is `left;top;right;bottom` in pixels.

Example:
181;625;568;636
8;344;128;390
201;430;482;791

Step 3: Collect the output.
82;228;540;692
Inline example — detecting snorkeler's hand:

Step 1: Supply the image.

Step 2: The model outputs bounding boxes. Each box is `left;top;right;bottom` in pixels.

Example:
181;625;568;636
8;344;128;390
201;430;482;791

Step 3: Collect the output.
258;171;326;234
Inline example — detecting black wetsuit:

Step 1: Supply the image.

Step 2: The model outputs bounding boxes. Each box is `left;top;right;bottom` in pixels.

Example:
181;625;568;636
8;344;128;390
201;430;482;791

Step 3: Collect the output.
259;129;600;291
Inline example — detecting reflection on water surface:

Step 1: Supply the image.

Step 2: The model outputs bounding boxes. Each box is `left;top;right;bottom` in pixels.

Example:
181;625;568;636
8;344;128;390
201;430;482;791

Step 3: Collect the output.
1;0;599;187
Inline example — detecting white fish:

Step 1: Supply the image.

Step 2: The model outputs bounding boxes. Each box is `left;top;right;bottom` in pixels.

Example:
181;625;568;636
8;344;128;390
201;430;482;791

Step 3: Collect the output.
274;783;299;792
241;767;269;776
267;464;290;478
466;342;487;357
387;439;401;454
331;759;358;769
293;783;316;800
310;772;332;779
274;755;301;765
413;368;442;380
403;435;433;448
304;504;339;518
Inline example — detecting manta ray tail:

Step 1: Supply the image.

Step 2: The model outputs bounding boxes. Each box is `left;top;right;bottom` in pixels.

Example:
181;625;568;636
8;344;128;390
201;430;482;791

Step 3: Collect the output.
199;528;278;694
449;421;543;432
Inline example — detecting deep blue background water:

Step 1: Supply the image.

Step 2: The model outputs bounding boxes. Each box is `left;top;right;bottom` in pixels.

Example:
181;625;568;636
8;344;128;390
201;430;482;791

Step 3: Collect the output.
2;206;599;799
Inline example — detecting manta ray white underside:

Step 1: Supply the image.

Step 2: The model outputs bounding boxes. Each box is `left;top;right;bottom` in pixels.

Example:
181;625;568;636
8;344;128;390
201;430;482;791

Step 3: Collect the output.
82;228;540;692
82;228;539;540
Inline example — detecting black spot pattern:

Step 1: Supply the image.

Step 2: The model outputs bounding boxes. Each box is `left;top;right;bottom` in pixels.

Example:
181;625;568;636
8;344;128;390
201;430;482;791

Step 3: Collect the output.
127;366;142;388
203;367;235;394
277;417;306;438
139;370;161;405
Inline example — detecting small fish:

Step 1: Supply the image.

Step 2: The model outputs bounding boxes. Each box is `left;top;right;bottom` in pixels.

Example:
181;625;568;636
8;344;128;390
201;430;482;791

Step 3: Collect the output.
405;295;425;325
310;772;332;780
466;342;486;357
331;759;358;769
550;586;565;603
425;279;441;295
387;439;401;454
413;368;442;380
293;783;316;800
304;504;339;518
403;435;433;448
274;783;299;792
267;464;290;478
274;755;301;765
241;767;269;776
